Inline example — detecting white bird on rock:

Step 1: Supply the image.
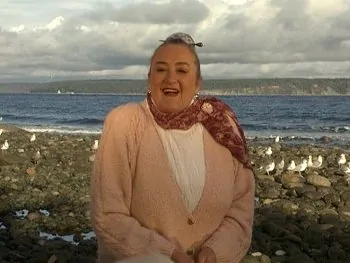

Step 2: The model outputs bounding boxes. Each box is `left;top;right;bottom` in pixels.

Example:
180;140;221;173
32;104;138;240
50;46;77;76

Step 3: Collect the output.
338;154;346;167
32;150;41;164
311;155;323;168
30;134;36;142
287;160;296;171
295;159;308;176
341;162;350;174
265;147;272;156
91;140;99;151
1;140;9;151
265;161;275;176
277;159;285;170
307;155;313;167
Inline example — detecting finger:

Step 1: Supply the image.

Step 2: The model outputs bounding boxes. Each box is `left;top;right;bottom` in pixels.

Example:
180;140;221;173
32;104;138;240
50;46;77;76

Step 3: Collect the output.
196;254;207;263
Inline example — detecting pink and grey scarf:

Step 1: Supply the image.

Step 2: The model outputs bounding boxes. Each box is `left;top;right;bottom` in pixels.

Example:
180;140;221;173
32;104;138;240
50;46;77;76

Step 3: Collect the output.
147;93;252;170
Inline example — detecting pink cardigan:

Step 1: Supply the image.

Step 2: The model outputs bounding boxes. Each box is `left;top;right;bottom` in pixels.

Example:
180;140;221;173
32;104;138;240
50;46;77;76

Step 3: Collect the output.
90;101;255;263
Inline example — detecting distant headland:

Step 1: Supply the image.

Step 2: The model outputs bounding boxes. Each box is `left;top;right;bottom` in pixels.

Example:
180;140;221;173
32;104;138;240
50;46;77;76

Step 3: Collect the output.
0;78;350;95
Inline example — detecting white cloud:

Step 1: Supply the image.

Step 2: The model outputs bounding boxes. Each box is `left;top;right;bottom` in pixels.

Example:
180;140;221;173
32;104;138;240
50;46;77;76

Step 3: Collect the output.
1;0;350;82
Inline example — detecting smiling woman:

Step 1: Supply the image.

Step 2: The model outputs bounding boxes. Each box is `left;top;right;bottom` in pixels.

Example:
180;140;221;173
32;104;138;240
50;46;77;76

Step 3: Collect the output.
90;32;255;263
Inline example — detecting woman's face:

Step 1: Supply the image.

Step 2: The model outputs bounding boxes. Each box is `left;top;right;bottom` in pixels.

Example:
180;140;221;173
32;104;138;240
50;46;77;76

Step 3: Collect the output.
148;44;201;113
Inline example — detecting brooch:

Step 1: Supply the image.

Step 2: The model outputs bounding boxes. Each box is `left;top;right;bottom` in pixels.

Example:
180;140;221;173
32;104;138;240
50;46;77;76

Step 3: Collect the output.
201;102;213;114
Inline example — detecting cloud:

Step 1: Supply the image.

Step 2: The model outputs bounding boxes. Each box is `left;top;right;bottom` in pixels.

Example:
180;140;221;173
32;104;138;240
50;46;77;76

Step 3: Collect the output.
1;0;350;82
78;0;209;24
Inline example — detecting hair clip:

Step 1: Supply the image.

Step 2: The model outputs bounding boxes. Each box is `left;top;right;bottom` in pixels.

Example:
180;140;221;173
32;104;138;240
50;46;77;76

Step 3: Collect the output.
159;32;203;47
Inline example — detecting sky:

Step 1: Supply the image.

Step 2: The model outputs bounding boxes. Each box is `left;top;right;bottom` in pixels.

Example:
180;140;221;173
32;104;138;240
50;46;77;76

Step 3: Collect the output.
1;0;350;82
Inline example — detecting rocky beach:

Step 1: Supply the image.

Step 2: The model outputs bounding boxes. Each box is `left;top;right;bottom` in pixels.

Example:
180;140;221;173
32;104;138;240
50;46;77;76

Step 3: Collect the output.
0;125;350;263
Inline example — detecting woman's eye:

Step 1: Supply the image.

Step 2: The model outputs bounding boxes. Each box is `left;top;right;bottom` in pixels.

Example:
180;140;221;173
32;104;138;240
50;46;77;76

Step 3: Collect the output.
178;69;188;73
156;68;166;72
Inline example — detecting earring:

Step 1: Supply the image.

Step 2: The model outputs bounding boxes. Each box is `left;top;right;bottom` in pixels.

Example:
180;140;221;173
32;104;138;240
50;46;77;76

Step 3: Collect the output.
194;92;199;99
147;90;151;94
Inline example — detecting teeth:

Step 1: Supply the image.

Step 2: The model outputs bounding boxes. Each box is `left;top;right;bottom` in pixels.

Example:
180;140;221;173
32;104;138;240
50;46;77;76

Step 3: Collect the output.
163;89;178;93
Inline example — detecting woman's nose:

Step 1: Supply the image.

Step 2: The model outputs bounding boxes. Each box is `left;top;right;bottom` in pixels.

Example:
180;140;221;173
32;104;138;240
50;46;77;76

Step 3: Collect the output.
165;69;177;82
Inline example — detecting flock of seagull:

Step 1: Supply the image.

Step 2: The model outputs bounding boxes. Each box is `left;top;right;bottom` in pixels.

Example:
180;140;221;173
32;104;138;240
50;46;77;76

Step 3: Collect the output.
259;136;350;179
0;129;36;151
0;129;100;164
1;129;349;179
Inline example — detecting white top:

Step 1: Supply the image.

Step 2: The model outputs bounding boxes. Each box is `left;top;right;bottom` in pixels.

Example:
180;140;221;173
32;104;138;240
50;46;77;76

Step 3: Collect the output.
155;123;206;212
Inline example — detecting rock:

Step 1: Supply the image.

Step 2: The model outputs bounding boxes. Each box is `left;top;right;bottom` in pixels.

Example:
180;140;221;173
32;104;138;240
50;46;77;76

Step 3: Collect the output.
328;243;346;261
27;212;40;221
284;253;315;263
303;191;324;200
259;255;271;263
242;255;260;263
294;185;316;196
341;190;350;200
281;173;305;189
320;136;332;144
263;188;281;199
306;174;331;187
88;154;95;162
26;167;36;176
323;193;341;206
317;186;333;195
275;250;285;256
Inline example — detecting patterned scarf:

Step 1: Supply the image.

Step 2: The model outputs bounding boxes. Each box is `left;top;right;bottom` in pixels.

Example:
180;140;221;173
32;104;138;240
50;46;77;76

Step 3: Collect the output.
146;93;252;170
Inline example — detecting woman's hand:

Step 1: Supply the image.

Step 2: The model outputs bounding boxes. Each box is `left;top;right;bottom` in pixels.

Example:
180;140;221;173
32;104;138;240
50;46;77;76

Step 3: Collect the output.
169;238;193;263
195;247;216;263
171;249;194;263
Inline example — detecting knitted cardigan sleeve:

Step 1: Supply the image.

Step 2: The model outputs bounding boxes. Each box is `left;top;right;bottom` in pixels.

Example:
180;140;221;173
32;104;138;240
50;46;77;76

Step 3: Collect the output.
90;103;175;260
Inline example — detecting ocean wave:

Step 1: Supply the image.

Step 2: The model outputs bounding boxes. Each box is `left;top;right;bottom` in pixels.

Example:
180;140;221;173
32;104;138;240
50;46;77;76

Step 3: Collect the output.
243;124;350;133
0;114;53;122
56;117;102;125
16;124;350;142
20;125;101;135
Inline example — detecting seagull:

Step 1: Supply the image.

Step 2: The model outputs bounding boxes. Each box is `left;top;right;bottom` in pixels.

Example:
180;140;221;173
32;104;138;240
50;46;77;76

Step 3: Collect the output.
32;150;41;164
265;161;275;176
275;136;280;143
30;134;36;142
287;160;296;171
1;140;9;151
295;159;308;177
0;129;3;136
91;140;99;151
311;155;323;168
307;155;313;167
277;159;285;170
341;162;350;175
265;147;272;156
338;154;346;168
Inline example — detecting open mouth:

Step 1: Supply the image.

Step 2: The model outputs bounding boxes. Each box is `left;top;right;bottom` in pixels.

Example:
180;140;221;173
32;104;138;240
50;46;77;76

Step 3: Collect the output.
162;88;180;96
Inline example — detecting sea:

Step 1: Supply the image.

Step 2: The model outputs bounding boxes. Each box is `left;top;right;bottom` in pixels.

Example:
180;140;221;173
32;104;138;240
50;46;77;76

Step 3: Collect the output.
0;93;349;147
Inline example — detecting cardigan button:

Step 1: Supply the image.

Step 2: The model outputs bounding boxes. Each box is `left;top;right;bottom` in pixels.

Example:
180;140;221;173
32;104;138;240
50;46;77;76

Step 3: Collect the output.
187;218;194;225
186;248;194;256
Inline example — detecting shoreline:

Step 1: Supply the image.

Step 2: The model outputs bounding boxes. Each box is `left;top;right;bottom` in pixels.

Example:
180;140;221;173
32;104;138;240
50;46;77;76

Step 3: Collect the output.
3;124;350;153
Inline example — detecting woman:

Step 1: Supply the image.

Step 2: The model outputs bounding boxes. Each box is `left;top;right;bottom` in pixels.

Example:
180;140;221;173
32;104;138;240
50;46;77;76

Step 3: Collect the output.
90;32;255;263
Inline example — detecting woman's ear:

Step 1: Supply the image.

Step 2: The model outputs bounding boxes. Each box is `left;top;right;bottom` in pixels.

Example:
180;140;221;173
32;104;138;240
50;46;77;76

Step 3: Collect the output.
195;77;202;91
